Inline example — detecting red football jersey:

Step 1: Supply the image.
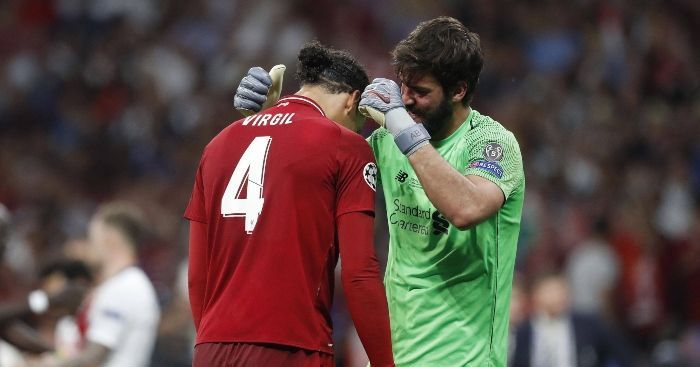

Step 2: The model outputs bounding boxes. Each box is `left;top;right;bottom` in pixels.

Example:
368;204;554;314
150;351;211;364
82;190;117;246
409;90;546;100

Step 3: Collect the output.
184;95;377;354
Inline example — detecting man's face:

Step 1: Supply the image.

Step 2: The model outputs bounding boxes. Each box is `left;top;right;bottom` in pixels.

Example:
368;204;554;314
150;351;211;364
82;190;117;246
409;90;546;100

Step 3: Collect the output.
400;74;453;136
533;277;570;319
87;218;108;267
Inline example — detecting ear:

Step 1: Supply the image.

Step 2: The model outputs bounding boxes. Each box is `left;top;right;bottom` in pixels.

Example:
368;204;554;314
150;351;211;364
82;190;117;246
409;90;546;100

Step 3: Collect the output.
345;90;361;113
451;81;467;103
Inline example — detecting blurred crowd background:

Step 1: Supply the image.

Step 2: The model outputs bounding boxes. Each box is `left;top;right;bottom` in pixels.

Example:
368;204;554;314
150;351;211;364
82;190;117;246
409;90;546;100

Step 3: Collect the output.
0;0;699;366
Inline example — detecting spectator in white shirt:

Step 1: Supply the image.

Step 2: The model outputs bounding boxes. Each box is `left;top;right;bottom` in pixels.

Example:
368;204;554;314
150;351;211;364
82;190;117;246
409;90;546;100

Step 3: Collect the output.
34;202;160;367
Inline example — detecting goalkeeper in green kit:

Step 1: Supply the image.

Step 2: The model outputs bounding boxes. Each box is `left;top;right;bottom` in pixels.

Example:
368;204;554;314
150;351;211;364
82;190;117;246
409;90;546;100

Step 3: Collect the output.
234;16;524;367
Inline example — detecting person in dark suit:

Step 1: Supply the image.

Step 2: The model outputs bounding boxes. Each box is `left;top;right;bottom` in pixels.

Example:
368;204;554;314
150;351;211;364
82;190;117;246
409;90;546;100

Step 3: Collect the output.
511;273;636;367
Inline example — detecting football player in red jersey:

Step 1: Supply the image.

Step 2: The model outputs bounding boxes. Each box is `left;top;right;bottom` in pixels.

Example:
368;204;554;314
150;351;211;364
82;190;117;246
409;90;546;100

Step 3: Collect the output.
185;41;395;367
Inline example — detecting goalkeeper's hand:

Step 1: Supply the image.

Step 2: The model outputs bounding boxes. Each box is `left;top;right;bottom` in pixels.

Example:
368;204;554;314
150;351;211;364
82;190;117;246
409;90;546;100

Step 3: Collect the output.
234;65;285;116
359;78;431;156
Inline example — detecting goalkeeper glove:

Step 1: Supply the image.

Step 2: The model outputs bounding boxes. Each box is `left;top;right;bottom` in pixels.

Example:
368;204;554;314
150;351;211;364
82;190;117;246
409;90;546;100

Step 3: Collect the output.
234;64;285;117
359;78;430;156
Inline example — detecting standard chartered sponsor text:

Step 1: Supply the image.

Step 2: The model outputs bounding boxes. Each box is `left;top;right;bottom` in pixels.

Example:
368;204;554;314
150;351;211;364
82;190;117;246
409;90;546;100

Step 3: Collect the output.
390;199;431;235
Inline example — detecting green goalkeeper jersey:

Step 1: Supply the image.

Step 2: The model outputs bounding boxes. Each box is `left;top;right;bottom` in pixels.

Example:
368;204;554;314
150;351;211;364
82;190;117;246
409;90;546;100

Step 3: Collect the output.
367;109;525;367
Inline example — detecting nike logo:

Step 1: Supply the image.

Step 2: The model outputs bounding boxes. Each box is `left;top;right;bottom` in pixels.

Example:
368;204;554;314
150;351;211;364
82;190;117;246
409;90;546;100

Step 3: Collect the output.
367;90;391;103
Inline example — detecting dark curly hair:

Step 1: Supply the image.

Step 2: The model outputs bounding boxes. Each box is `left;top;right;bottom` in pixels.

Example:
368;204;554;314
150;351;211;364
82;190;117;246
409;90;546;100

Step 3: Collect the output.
392;16;484;106
296;40;369;94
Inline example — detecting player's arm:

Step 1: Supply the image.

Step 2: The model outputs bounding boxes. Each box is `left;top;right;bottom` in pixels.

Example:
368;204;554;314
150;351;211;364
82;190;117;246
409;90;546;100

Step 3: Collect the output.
1;285;86;355
338;211;395;367
188;220;207;331
32;342;110;367
56;342;110;367
359;78;502;229
408;147;503;229
0;284;86;327
1;321;53;354
0;296;39;327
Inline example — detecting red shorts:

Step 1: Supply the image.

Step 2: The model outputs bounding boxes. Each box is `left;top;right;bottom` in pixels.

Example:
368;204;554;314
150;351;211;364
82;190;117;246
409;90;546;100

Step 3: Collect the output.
193;342;335;367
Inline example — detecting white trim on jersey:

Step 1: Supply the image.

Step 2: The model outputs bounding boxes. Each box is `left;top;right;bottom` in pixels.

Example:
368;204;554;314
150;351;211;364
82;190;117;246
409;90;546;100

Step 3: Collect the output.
277;96;326;116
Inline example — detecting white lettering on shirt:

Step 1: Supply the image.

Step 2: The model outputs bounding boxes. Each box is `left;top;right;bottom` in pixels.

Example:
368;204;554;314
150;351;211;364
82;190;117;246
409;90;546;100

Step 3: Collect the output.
242;113;295;127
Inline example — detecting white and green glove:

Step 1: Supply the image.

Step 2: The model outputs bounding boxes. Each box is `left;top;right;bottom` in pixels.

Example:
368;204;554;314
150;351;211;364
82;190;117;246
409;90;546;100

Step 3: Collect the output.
234;64;285;117
359;78;431;156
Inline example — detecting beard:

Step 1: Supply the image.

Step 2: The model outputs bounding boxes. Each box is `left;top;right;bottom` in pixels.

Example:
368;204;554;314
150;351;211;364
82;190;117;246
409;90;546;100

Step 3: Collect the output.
407;97;453;137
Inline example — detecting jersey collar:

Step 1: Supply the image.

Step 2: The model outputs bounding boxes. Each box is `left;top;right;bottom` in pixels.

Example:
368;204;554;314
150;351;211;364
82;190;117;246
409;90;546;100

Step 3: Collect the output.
275;95;326;117
431;109;476;148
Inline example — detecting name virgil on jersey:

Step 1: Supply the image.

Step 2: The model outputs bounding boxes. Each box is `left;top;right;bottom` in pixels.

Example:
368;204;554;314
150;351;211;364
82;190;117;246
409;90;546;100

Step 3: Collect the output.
242;113;295;126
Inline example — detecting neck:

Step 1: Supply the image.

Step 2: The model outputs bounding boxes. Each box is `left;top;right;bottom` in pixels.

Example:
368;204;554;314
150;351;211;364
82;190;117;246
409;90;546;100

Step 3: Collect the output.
295;87;325;111
433;105;471;141
296;86;355;131
99;251;135;282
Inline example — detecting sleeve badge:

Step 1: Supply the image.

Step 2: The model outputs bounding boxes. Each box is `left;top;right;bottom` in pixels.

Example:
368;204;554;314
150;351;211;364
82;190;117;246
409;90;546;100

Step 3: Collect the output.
483;142;504;162
363;163;377;191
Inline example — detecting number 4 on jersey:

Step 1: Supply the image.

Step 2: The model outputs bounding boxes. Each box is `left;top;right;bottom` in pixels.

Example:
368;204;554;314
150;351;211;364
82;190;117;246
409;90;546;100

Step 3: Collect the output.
221;136;272;233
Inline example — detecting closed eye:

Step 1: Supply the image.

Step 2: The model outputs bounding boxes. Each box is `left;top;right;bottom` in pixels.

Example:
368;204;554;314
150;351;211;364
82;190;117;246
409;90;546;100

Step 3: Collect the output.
403;84;430;97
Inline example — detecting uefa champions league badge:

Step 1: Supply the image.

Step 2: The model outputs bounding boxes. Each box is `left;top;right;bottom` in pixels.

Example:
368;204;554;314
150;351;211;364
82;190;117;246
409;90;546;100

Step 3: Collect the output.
483;142;504;162
363;163;377;191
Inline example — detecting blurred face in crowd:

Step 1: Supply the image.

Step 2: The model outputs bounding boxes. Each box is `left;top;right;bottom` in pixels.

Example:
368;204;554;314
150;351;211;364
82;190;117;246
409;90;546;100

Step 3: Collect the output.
532;276;571;319
509;281;528;328
41;270;84;317
43;271;68;295
400;73;453;136
87;217;111;268
62;237;92;262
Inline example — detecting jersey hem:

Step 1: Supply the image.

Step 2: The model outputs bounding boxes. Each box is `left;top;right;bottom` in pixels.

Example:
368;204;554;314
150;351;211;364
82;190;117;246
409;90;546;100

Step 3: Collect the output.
194;337;335;355
183;213;207;223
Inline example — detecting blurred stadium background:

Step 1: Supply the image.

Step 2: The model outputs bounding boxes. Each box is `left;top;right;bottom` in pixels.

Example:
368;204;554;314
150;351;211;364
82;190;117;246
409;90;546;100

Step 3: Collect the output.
1;0;699;366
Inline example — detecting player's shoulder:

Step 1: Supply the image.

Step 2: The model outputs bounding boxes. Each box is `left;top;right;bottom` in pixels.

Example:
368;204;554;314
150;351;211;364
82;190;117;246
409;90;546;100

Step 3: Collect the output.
367;127;392;144
95;268;158;309
102;268;155;297
467;110;520;147
335;125;373;159
335;123;365;142
202;118;241;154
366;128;396;158
470;110;509;134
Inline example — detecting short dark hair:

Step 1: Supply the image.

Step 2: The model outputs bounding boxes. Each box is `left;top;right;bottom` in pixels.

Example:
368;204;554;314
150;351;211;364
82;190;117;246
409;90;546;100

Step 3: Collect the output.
40;259;93;283
296;40;369;94
392;16;484;106
94;202;147;250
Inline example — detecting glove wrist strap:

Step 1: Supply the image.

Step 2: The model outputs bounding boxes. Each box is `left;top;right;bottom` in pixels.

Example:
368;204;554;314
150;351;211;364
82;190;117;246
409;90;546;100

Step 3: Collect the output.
385;108;416;136
394;124;431;156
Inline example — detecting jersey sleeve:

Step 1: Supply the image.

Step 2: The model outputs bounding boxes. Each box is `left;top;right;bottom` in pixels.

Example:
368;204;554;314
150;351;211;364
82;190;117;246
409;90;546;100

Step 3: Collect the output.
336;131;377;217
464;130;523;199
184;155;207;223
86;288;130;349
